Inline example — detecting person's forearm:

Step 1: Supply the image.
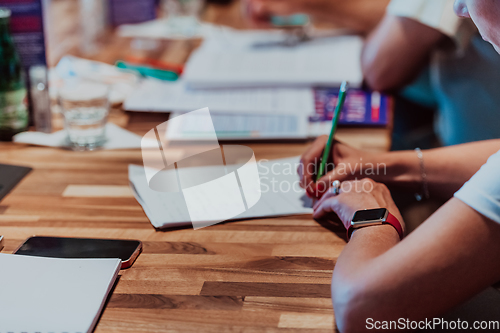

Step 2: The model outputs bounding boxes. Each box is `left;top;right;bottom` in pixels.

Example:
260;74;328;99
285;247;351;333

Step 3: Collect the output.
361;16;445;91
332;198;500;332
316;0;390;34
247;0;388;34
372;140;500;199
332;225;400;332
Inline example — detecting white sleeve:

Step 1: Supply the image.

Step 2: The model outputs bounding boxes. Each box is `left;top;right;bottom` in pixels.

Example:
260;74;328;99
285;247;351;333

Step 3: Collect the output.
454;150;500;224
387;0;462;38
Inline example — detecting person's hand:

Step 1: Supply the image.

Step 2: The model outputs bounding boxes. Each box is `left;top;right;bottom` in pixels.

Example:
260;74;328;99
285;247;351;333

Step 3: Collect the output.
313;178;405;232
243;0;389;34
243;0;299;28
298;136;380;199
243;0;330;28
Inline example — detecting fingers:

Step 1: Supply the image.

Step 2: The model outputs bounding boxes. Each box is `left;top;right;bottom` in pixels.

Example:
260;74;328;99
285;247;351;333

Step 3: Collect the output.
298;136;328;196
301;135;328;167
298;139;360;199
312;196;338;220
312;178;389;227
314;170;349;198
311;178;405;234
313;185;340;210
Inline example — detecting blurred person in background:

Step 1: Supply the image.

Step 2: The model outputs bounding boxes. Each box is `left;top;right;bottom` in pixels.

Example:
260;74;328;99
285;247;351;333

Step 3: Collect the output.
243;0;390;34
363;0;500;147
245;0;500;148
299;0;500;331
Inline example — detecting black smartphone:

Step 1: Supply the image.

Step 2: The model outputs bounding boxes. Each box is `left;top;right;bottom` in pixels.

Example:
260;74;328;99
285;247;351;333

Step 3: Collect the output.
14;236;142;269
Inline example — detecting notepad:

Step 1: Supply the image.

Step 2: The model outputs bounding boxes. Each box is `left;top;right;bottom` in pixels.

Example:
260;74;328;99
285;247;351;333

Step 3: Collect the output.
183;29;364;89
123;78;315;115
0;254;121;333
129;157;313;229
166;111;309;140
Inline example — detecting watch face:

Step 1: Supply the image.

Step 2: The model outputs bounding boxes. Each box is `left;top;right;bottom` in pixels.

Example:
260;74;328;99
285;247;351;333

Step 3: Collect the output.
352;208;388;222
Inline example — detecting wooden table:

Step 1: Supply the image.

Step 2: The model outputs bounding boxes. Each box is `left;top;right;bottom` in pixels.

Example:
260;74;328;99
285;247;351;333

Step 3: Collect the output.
0;1;392;331
0;121;390;333
0;141;338;332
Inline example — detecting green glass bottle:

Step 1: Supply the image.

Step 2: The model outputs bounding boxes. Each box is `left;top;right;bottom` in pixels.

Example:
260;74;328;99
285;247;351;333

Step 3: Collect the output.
0;8;28;141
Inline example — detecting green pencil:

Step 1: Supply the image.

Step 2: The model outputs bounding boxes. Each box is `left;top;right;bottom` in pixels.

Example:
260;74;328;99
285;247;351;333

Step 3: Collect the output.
316;81;349;182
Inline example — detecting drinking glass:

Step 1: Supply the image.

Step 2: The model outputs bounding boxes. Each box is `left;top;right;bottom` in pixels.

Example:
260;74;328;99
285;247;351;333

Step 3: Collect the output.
58;81;109;151
163;0;204;37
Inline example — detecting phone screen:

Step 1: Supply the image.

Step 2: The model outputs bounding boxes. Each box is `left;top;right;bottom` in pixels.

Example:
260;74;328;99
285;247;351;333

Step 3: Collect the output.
14;236;142;267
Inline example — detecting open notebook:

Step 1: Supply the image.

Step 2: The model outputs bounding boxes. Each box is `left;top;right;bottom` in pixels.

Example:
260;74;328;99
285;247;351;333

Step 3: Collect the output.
129;156;313;229
0;254;121;333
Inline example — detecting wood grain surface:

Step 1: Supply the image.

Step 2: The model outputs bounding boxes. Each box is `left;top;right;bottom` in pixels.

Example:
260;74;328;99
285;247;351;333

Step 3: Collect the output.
0;1;392;331
0;123;390;333
0;142;347;332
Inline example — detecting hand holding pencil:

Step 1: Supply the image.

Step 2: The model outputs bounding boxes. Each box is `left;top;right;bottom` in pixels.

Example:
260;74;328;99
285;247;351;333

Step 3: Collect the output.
297;81;377;199
316;81;349;181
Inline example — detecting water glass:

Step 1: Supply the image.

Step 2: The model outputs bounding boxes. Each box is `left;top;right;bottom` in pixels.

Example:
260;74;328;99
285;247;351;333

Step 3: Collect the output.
58;81;109;151
163;0;204;37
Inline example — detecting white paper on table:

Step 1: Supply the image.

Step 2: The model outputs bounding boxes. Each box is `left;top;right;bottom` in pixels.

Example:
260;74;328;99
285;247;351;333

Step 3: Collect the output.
165;111;309;140
117;20;224;40
0;254;121;333
129;156;313;229
13;123;142;150
124;78;315;116
183;29;364;89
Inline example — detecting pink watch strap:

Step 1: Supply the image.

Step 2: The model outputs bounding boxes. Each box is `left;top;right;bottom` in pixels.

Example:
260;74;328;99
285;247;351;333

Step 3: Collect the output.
385;213;404;240
347;212;404;240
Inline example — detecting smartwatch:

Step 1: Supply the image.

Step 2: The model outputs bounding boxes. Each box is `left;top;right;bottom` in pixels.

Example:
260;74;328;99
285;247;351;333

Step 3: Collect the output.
347;208;404;240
